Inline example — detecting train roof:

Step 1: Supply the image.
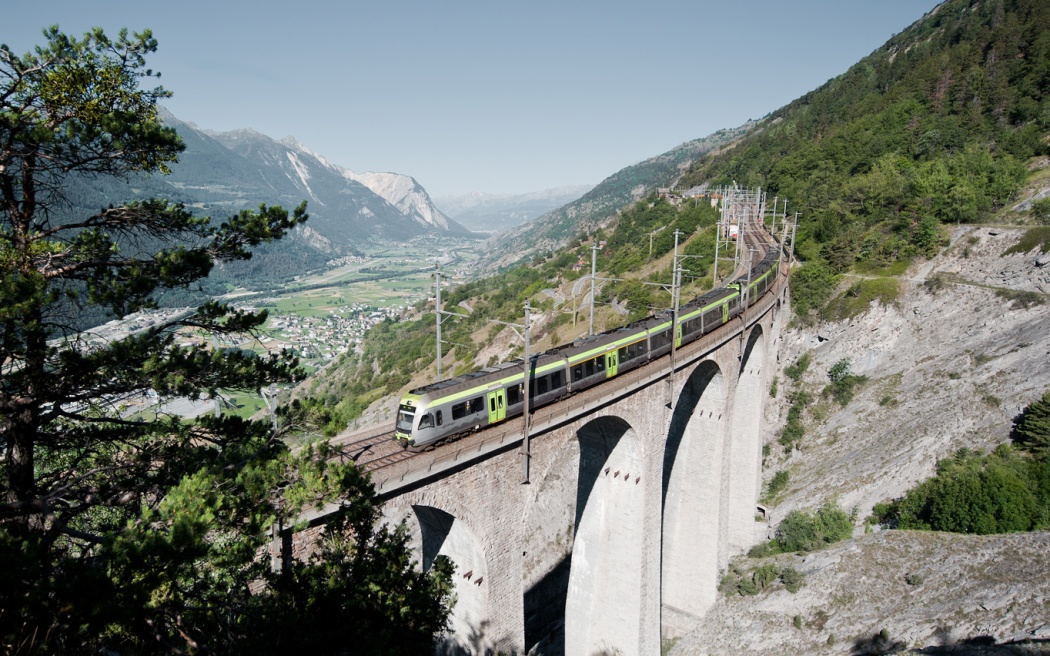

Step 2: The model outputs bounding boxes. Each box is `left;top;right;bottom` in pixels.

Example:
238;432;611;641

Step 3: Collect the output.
407;350;567;400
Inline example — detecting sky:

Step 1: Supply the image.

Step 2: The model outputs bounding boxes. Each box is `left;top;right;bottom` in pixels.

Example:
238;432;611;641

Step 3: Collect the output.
6;1;939;197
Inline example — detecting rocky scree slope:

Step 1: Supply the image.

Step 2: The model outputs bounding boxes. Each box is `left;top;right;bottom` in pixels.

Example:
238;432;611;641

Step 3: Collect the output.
672;225;1050;656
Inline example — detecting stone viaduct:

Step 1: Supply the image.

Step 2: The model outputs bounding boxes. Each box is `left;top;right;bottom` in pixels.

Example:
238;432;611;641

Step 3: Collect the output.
361;264;790;656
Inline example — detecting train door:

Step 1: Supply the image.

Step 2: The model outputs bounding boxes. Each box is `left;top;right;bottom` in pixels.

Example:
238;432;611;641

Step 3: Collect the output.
675;321;683;348
605;350;619;377
487;388;506;424
722;302;729;324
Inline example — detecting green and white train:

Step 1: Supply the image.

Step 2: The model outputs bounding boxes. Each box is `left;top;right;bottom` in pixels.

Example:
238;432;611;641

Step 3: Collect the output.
395;245;781;449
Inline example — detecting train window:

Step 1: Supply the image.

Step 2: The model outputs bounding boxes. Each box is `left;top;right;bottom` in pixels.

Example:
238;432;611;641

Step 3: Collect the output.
584;360;594;377
396;407;414;433
537;376;549;395
551;370;563;389
573;365;583;382
452;402;467;420
436;411;443;426
498;395;504;409
651;330;671;350
619;346;628;361
419;414;434;429
490;397;496;413
596;357;605;372
507;384;521;405
470;396;483;413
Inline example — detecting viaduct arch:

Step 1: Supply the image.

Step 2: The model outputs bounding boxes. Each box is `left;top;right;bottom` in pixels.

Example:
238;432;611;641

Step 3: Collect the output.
375;275;788;655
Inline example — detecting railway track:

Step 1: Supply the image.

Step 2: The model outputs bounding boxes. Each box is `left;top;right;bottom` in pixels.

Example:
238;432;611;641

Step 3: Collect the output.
330;426;418;471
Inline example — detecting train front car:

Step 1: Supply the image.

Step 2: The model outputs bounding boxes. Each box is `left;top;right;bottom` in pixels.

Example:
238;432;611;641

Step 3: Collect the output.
395;391;430;448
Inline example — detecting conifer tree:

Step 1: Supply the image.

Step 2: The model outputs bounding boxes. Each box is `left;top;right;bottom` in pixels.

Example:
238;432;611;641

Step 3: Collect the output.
0;27;452;653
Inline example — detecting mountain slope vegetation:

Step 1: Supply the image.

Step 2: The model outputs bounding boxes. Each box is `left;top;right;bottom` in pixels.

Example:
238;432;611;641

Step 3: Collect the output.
308;0;1049;435
679;0;1048;309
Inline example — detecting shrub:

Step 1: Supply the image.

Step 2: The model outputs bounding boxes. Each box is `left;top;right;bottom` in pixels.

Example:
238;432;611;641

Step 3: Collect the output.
790;263;840;317
824;277;901;321
753;563;781;589
1032;197;1050;225
875;445;1048;534
1002;226;1050;256
785;353;811;383
766;470;790;500
995;288;1046;309
781;566;805;593
824;359;868;406
775;500;854;553
1013;391;1050;453
923;274;947;294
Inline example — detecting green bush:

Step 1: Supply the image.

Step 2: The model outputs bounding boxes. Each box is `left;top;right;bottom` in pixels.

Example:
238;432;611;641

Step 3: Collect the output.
995;288;1046;309
766;470;790;500
1031;197;1050;225
874;445;1049;534
753;563;782;589
785;353;811;383
824;359;868;406
775;500;854;553
790;264;839;317
824;277;901;321
1014;391;1050;453
781;566;805;593
1003;226;1050;256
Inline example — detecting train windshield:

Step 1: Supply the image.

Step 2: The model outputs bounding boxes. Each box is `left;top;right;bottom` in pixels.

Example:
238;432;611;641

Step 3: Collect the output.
396;405;415;433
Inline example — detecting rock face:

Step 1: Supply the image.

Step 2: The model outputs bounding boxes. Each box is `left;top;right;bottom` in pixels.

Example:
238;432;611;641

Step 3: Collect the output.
671;226;1050;655
673;531;1050;656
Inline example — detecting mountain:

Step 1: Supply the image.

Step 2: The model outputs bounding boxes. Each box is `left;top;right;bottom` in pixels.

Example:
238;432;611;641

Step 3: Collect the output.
178;117;474;240
677;0;1048;279
478;122;756;269
76;109;479;290
337;167;461;233
433;186;593;234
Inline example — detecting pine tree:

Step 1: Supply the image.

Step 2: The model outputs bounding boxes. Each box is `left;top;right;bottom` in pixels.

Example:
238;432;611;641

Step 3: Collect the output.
1015;390;1050;453
0;27;451;653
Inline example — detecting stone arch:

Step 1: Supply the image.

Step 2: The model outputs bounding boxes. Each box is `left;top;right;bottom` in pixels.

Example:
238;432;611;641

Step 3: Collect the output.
564;415;646;656
726;324;767;552
398;503;491;654
521;431;581;655
660;359;726;632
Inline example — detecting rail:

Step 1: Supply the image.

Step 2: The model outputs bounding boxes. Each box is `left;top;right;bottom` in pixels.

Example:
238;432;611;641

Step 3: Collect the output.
366;262;788;499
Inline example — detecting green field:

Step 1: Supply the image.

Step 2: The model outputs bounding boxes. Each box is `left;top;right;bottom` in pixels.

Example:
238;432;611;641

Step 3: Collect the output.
209;237;480;419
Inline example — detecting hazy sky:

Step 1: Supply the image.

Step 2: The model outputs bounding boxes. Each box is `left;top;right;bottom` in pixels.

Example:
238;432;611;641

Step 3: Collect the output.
6;1;937;196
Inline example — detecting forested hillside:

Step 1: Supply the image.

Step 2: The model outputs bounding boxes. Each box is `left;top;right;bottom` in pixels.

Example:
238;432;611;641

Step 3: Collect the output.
679;0;1049;316
304;0;1050;435
481;122;755;269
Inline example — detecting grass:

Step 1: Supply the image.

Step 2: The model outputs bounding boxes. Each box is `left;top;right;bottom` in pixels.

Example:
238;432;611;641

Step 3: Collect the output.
995;288;1046;309
824;277;901;322
852;258;912;277
1002;226;1050;256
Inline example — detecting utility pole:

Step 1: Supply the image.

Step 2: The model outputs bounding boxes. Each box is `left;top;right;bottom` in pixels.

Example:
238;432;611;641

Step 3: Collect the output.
741;246;755;345
435;264;443;381
434;263;469;382
713;193;723;286
589;242;598;336
670;230;682;391
789;212;799;263
522;301;531;484
489;302;532;484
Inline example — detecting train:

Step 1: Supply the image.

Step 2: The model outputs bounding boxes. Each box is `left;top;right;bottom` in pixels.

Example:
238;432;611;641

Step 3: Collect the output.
394;235;782;449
